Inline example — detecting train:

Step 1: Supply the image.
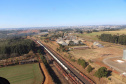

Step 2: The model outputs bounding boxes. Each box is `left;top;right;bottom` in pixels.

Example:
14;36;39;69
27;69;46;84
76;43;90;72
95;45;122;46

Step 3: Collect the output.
37;40;88;84
37;41;70;73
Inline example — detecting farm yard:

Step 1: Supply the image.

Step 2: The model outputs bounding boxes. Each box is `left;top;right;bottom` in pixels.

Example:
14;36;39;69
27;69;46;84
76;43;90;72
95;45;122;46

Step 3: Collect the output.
0;63;43;84
70;29;126;61
69;44;123;60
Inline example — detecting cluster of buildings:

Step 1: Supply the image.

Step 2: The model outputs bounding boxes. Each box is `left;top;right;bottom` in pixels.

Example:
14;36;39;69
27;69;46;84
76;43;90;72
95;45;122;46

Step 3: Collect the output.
56;34;104;49
56;35;84;46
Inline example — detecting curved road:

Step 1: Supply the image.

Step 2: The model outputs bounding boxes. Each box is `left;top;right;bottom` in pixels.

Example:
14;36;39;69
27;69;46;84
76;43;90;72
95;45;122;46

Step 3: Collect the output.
103;56;126;74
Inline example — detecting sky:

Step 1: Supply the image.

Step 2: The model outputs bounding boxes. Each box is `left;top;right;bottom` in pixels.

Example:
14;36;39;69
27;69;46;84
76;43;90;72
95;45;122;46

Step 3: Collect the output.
0;0;126;28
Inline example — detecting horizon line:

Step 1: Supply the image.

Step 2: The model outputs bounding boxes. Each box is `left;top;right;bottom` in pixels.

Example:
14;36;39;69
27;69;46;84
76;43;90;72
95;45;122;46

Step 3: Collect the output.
0;24;126;29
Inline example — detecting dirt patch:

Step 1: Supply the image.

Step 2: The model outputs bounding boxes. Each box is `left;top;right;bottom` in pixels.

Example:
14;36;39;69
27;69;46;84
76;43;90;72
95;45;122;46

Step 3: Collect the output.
40;63;54;84
70;46;123;61
18;30;39;34
37;52;54;84
42;40;126;84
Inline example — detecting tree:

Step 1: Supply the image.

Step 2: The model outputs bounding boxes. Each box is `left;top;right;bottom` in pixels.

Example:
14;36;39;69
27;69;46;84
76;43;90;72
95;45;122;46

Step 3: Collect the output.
77;58;88;69
78;40;82;45
87;31;92;33
99;34;126;45
69;41;74;46
87;65;93;73
15;59;19;64
10;53;18;58
82;61;87;69
37;49;41;54
56;48;59;51
94;67;108;80
77;59;82;65
80;31;83;34
40;55;47;65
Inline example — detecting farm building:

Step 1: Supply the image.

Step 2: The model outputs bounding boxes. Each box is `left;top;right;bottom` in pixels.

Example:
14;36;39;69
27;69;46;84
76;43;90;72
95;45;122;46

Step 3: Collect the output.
123;49;126;60
93;42;104;48
72;39;79;44
57;40;68;46
65;40;71;44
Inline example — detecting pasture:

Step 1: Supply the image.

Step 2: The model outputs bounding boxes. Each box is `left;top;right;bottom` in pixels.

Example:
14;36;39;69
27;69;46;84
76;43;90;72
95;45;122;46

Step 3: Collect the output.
75;29;126;41
0;63;43;84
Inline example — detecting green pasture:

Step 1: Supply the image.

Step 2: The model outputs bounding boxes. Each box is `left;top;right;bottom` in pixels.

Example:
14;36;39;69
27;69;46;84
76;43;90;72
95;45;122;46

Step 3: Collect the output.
0;63;43;84
75;29;126;41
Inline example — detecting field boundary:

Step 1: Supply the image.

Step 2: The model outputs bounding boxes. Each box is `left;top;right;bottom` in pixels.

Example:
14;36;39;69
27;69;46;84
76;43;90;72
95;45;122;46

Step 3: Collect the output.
39;62;54;84
39;63;45;84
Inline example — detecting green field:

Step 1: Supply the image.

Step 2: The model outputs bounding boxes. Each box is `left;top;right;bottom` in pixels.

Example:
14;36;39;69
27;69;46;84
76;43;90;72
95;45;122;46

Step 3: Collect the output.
75;29;126;41
0;63;43;84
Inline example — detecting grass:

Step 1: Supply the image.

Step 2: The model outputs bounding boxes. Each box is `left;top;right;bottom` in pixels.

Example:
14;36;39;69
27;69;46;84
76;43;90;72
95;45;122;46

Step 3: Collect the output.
0;63;43;84
69;49;97;60
75;29;126;41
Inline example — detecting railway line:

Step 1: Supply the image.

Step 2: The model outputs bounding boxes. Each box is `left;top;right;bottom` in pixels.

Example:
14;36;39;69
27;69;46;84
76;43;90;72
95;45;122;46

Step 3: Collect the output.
37;40;95;84
46;52;78;84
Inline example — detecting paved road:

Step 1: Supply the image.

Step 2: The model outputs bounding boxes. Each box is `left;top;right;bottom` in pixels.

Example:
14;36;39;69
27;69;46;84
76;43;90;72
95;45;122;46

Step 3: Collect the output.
103;56;126;74
41;42;92;84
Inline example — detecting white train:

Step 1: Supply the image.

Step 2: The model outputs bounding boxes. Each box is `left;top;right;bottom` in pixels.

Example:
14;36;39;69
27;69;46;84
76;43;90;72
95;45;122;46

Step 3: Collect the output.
37;41;70;72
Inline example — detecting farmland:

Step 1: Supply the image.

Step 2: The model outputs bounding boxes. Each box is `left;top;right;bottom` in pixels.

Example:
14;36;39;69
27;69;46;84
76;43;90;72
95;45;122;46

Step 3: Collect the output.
0;63;43;84
69;29;126;61
37;28;126;84
75;29;126;41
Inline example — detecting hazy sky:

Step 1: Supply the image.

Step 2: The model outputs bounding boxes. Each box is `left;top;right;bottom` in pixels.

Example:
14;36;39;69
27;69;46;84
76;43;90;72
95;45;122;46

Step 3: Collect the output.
0;0;126;28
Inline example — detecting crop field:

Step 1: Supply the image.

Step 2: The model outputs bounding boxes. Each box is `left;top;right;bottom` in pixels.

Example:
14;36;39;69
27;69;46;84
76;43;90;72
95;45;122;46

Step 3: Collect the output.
75;29;126;41
0;63;43;84
87;29;126;36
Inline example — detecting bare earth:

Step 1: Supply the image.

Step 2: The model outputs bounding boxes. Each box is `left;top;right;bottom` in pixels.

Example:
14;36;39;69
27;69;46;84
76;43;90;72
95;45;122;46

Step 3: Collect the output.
43;40;126;84
40;63;54;84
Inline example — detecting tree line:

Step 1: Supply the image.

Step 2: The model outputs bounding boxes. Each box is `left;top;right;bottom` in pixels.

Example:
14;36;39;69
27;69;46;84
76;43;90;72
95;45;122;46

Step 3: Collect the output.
99;34;126;45
0;38;35;60
77;58;111;80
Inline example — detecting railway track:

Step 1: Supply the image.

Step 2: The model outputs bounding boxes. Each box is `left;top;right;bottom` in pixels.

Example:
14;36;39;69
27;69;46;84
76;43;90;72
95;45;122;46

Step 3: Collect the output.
37;40;95;84
47;53;77;84
40;42;80;84
44;43;95;84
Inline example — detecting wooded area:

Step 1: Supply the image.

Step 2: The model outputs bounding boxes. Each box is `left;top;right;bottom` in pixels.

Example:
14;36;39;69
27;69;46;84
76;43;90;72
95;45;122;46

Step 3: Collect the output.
0;38;35;60
99;34;126;45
